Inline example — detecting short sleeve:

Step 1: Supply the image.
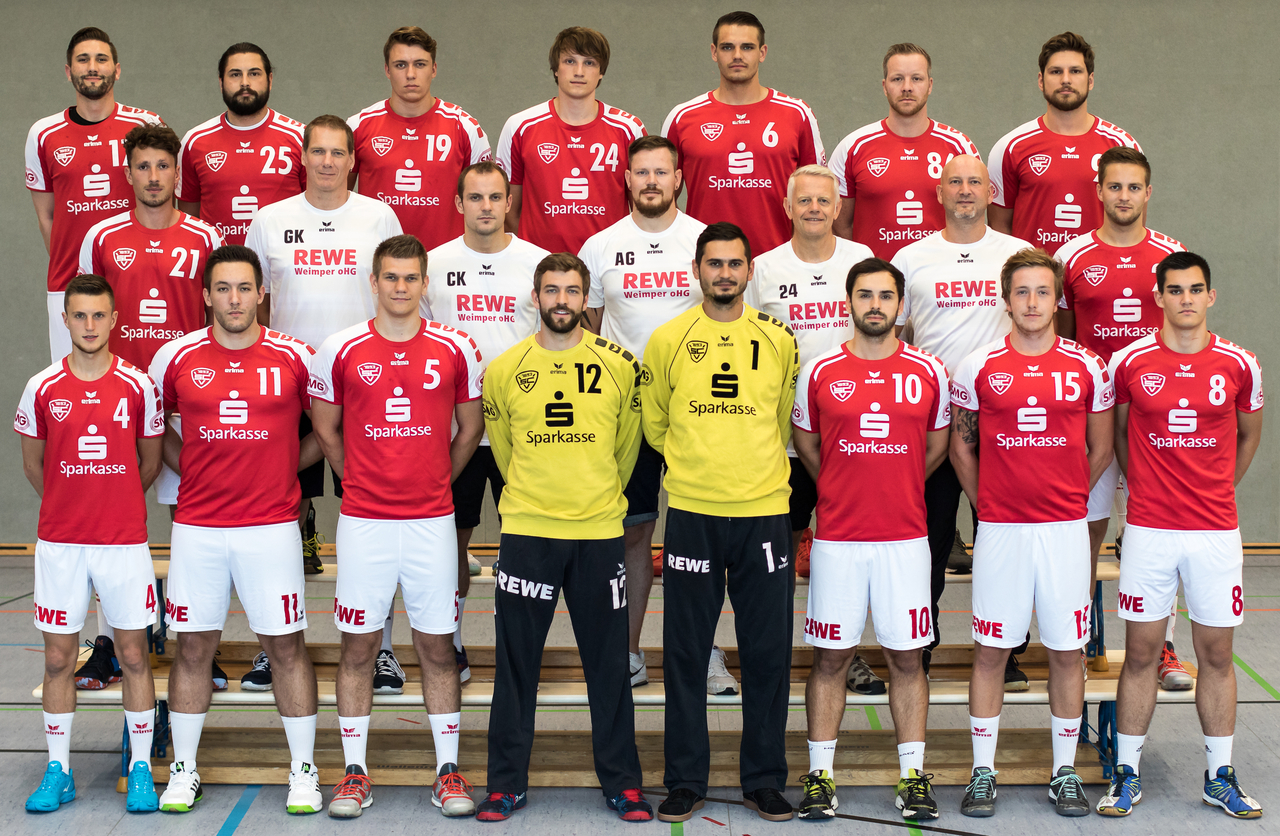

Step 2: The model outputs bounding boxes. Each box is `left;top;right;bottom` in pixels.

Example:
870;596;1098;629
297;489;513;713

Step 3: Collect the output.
175;129;201;203
1236;350;1264;413
139;374;165;438
496;113;523;186
294;343;315;409
949;351;981;411
78;227;97;276
452;329;484;402
988;132;1016;209
14;376;44;439
891;250;912;326
308;335;341;405
828;133;853;197
148;341;181;413
578;234;606;308
925;354;951;430
1084;351;1114;412
798;100;825;166
792;356;820;433
24;122;49;192
243;217;271;293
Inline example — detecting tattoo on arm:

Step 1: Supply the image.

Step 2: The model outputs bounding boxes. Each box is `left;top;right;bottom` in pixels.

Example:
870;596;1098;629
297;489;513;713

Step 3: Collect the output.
955;407;979;445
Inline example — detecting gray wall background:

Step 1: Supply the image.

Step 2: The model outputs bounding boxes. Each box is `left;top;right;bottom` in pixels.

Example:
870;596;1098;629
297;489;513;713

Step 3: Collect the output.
1;1;1275;544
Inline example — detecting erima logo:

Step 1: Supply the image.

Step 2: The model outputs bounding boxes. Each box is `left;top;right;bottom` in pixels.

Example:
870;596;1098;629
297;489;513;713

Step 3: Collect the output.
903;148;915;154
701;123;724;141
240;141;250;148
1029;154;1052;175
229;362;240;368
205;151;226;171
149;240;160;247
1140;373;1165;396
553;363;563;369
49;399;73;421
322;221;332;227
371;136;393;156
1027;365;1039;371
867;157;890;177
988;373;1013;395
570;135;582;143
87;135;99;142
868;371;881;378
1121;256;1132;264
444;723;460;734
517;370;538;393
538;143;559;163
134;723;149;730
1176;363;1195;378
405;128;416;135
482;264;492;271
191;368;216;388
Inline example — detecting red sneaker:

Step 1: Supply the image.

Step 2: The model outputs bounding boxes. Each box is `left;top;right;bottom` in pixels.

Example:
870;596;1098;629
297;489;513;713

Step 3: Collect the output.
797;528;814;578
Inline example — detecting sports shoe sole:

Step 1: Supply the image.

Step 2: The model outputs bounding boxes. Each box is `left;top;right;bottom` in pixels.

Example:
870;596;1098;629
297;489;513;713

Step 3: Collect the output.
372;684;405;695
160;798;199;813
287;801;323;814
1203;795;1262;819
656;798;704;822
896;797;938;819
743;798;794;821
432;796;478;817
797;794;838;820
1160;673;1194;691
1003;680;1030;692
239;682;272;692
327;798;371;817
1096;792;1140;816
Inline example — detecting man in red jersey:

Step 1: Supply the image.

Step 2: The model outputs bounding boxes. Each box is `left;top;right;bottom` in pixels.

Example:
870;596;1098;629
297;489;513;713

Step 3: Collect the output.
148;246;324;815
349;27;491;253
988;32;1140;255
1098;252;1264;819
792;258;949;822
26;27;162;360
176;43;306;245
830;43;980;259
310;235;483;818
950;249;1113;819
662;11;824;256
496;27;644;254
17;274;164;814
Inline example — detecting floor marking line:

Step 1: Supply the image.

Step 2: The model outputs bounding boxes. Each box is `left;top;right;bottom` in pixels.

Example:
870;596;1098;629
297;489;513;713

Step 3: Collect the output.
650;792;988;835
0;591;33;606
1233;654;1280;700
216;783;261;835
865;705;882;730
669;821;683;836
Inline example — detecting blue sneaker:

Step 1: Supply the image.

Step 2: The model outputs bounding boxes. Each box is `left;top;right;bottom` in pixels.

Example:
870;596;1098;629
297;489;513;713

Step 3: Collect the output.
1096;764;1141;816
125;762;159;812
1203;766;1263;819
476;791;527;821
26;762;75;812
606;788;654;821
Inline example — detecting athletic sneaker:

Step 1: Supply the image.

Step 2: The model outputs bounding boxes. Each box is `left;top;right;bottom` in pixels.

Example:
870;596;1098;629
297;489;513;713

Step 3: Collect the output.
328;765;373;817
1049;765;1090;816
796;527;813;578
1113;531;1124;561
960;766;997;817
240;651;272;691
74;635;121;689
159;761;202;812
606;788;654;821
1203;766;1263;818
921;647;931;678
947;528;972;574
707;646;738;696
373;649;406;695
432;763;476;816
656;788;705;822
25;762;75;811
475;791;527;821
467;550;482;576
125;761;159;812
846;653;887;695
651;550;663;577
743;787;793;821
797;769;838;820
629;649;648;687
212;653;228;691
286;762;323;814
1004;655;1029;692
1095;763;1140;816
896;769;938;819
302;505;324;575
1158;642;1194;690
457;647;472;685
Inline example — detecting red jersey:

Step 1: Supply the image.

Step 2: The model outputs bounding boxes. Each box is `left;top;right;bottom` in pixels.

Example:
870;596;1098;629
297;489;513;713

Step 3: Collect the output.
950;337;1112;524
662;89;824;255
15;356;164;545
150;327;313;528
829;119;979;259
1057;229;1185;363
349;99;491;253
78;210;223;369
1112;333;1263;531
793;342;949;541
496;100;645;254
25;103;164;292
176;109;306;245
309;319;483;520
988;116;1140;255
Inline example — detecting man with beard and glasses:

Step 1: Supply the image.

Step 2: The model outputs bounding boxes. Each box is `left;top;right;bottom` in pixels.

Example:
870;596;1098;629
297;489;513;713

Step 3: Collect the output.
176;43;305;246
27;27;163;362
830;43;980;260
792;258;949;821
988;32;1140;256
478;253;651;823
579;134;705;690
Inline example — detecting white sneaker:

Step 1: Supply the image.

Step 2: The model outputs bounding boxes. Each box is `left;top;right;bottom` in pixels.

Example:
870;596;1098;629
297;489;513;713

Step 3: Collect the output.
287;762;323;814
467;551;482;576
630;650;648;687
707;646;738;696
159;761;202;812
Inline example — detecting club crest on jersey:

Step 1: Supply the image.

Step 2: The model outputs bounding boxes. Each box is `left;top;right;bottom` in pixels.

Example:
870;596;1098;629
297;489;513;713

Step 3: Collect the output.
113;248;136;270
205;151;226;172
49;399;73;422
190;368;216;389
867;157;890;177
53;146;76;166
1140;373;1165;396
1029;154;1052;176
516;370;538;393
700;123;724;141
685;341;708;363
1083;265;1108;286
987;373;1013;395
829;380;856;402
537;143;559;164
357;363;382;385
371;136;394;156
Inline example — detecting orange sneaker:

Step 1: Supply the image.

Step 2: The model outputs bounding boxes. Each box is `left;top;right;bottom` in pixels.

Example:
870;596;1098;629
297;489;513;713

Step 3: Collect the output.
797;528;814;578
1158;641;1194;690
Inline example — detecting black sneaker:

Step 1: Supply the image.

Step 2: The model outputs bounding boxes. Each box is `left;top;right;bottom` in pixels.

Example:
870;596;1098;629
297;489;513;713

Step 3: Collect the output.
896;769;939;819
241;650;272;691
797;769;838;820
846;653;887;695
743;787;793;821
961;766;997;817
1004;655;1029;692
656;788;705;822
302;505;324;574
1113;531;1123;562
74;635;121;690
373;649;405;695
947;528;972;574
921;647;932;678
456;646;471;685
211;653;228;691
1049;765;1090;816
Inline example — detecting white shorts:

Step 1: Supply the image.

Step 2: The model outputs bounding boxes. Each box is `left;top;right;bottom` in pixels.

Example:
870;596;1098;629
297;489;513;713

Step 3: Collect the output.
335;514;458;635
47;292;70;362
972;519;1092;651
804;537;933;651
33;540;157;634
153;415;181;505
1118;525;1244;628
1086;458;1126;522
167;521;306;635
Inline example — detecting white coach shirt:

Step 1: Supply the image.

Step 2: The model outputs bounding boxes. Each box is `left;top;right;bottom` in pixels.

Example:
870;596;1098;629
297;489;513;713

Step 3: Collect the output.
245;191;402;350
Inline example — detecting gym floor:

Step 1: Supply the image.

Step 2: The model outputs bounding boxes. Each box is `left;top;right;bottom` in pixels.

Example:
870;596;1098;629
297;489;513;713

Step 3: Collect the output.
2;551;1279;835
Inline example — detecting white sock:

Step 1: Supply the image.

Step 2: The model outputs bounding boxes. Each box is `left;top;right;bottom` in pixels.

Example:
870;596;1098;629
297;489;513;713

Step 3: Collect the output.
807;738;836;775
453;598;466;652
169;710;206;769
381;607;395;653
124;709;155;770
970;714;1000;771
1205;735;1233;775
1166;597;1177;643
338;715;370;772
281;714;317;770
897;741;925;778
429;712;462;772
94;595;114;641
43;711;74;772
1051;714;1081;773
1116;732;1145;773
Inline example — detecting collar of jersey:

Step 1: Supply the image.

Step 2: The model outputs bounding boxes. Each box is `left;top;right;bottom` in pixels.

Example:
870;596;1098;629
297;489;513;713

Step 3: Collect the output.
547;99;603;129
221;109;273;133
203;325;267;356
